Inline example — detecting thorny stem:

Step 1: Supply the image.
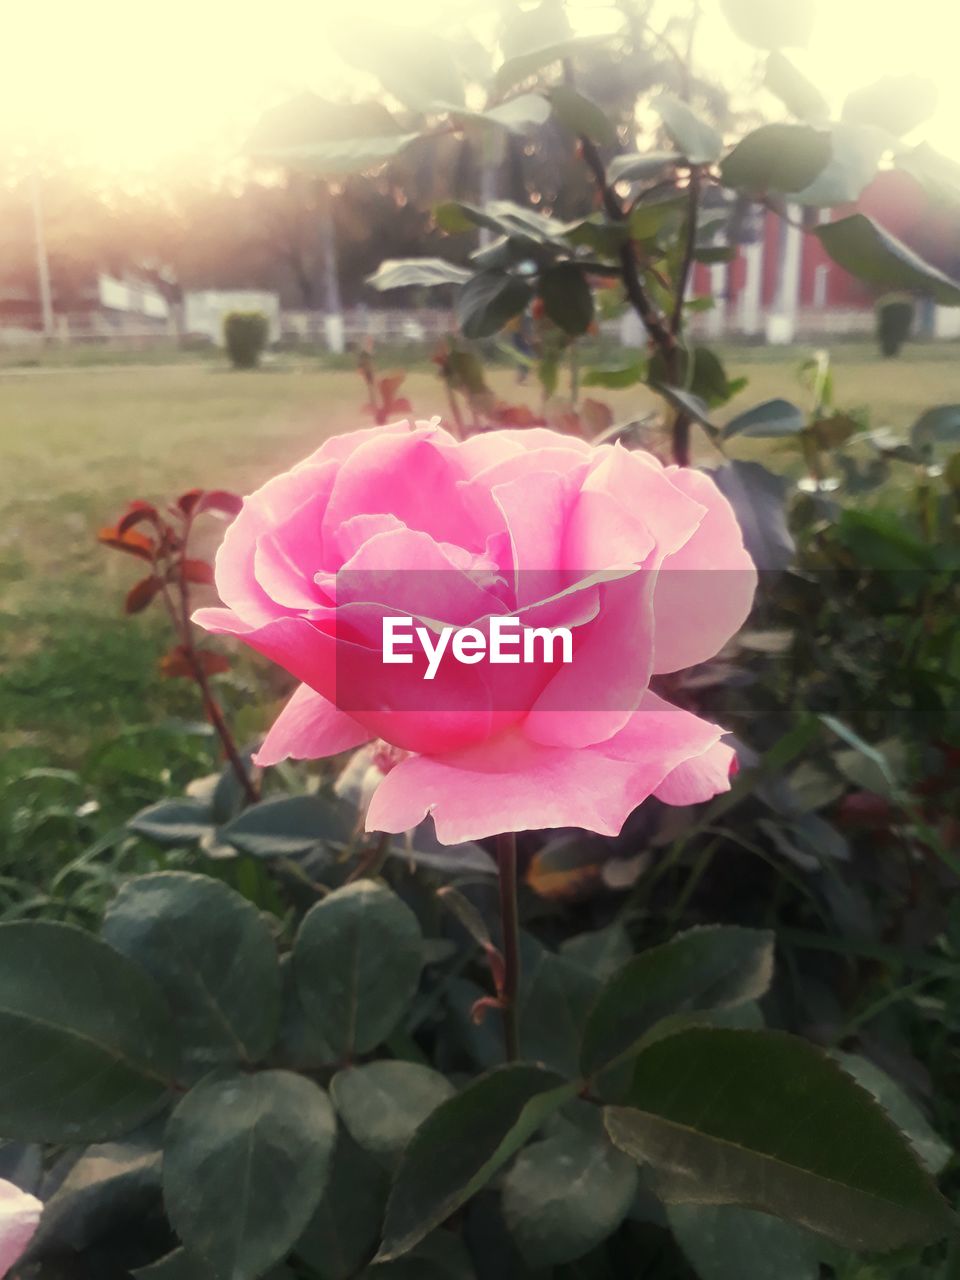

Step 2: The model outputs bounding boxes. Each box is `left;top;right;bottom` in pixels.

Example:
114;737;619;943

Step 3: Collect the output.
151;516;259;806
496;831;521;1062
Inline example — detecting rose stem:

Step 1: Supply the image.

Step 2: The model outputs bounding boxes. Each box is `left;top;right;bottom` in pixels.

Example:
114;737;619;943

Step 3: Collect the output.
496;831;521;1061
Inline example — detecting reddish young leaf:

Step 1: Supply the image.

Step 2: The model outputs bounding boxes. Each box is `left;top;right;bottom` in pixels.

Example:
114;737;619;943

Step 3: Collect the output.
495;404;543;428
195;490;243;519
98;525;155;561
177;489;205;515
125;576;162;615
117;501;159;535
391;397;413;413
180;559;215;586
379;373;406;412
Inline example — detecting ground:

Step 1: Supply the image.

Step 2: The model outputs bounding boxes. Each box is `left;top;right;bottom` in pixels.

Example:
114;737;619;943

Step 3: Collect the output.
1;342;957;773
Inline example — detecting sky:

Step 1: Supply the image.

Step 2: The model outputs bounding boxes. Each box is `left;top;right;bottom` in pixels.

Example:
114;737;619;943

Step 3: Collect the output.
2;0;959;175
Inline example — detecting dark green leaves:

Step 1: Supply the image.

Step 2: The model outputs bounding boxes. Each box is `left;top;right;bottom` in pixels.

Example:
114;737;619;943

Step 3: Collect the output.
815;214;960;305
667;1206;821;1280
653;94;722;165
720;125;830;193
331;1062;455;1164
608;151;682;184
548;86;616;147
293;881;423;1058
707;460;795;570
539;263;594;335
367;259;472;290
606;1028;955;1251
843;74;938;137
911;404;960;454
457;272;534;339
724;399;806;439
581;926;773;1078
102;872;281;1071
128;799;213;847
378;1065;575;1261
719;0;814;49
163;1070;336;1280
0;922;176;1142
581;358;646;390
501;1105;637;1266
220;794;352;858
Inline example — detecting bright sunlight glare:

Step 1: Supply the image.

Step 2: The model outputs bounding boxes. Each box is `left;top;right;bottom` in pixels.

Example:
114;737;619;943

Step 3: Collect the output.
1;0;959;174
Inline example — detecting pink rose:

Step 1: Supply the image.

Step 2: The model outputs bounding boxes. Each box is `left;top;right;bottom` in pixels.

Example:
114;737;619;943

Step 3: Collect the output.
0;1179;41;1279
196;420;755;843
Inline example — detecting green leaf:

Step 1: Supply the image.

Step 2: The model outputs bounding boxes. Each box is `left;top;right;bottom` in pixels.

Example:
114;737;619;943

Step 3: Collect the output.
519;947;601;1077
331;1062;456;1165
653;94;723;165
656;386;717;432
0;921;177;1142
134;1249;209;1280
815;214;960;305
539;263;594;335
377;1065;575;1261
843;74;938;137
581;359;646;390
560;923;633;981
360;1231;475;1279
294;1130;388;1280
128;799;213;846
707;460;795;571
720;125;830;193
608;151;683;184
763;53;829;123
220;794;351;858
163;1070;336;1280
831;1052;951;1175
293;880;423;1058
275;954;334;1070
457;272;534;339
101;872;281;1072
667;1205;821;1280
724;398;806;439
821;715;899;797
581;926;774;1079
719;0;814;49
796;123;887;206
548;86;616;147
501;1104;638;1266
629;196;687;242
911;404;960;453
694;245;736;264
30;1131;161;1256
367;259;472;290
605;1028;955;1252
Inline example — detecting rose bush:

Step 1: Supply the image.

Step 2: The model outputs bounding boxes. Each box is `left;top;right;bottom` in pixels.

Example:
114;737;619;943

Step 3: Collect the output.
0;1179;41;1280
195;419;756;842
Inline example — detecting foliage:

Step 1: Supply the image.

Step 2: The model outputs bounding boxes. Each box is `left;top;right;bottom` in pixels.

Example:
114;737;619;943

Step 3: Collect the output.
223;311;269;370
876;294;915;358
5;3;960;1280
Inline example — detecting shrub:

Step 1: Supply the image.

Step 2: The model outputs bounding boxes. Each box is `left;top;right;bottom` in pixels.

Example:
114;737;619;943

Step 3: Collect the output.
223;310;269;369
875;293;915;357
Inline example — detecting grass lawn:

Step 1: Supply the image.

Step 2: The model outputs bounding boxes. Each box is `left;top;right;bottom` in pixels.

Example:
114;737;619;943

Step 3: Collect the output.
1;343;957;777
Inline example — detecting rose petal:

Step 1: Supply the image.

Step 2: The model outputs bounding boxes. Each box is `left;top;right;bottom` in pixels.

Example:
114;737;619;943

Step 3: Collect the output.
652;467;757;674
654;738;735;805
254;683;371;767
366;691;726;843
0;1179;42;1280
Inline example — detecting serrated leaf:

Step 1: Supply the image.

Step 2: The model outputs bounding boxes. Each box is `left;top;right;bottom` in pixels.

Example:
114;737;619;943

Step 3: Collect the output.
367;259;471;290
377;1065;575;1261
163;1071;336;1280
220;794;352;858
606;1028;955;1251
721;125;830;193
101;872;281;1071
653;94;722;165
815;214;960;305
539;262;594;335
723;398;806;439
457;272;534;339
831;1052;951;1175
502;1104;637;1266
581;926;774;1079
293;881;422;1058
331;1062;456;1164
0;922;177;1142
